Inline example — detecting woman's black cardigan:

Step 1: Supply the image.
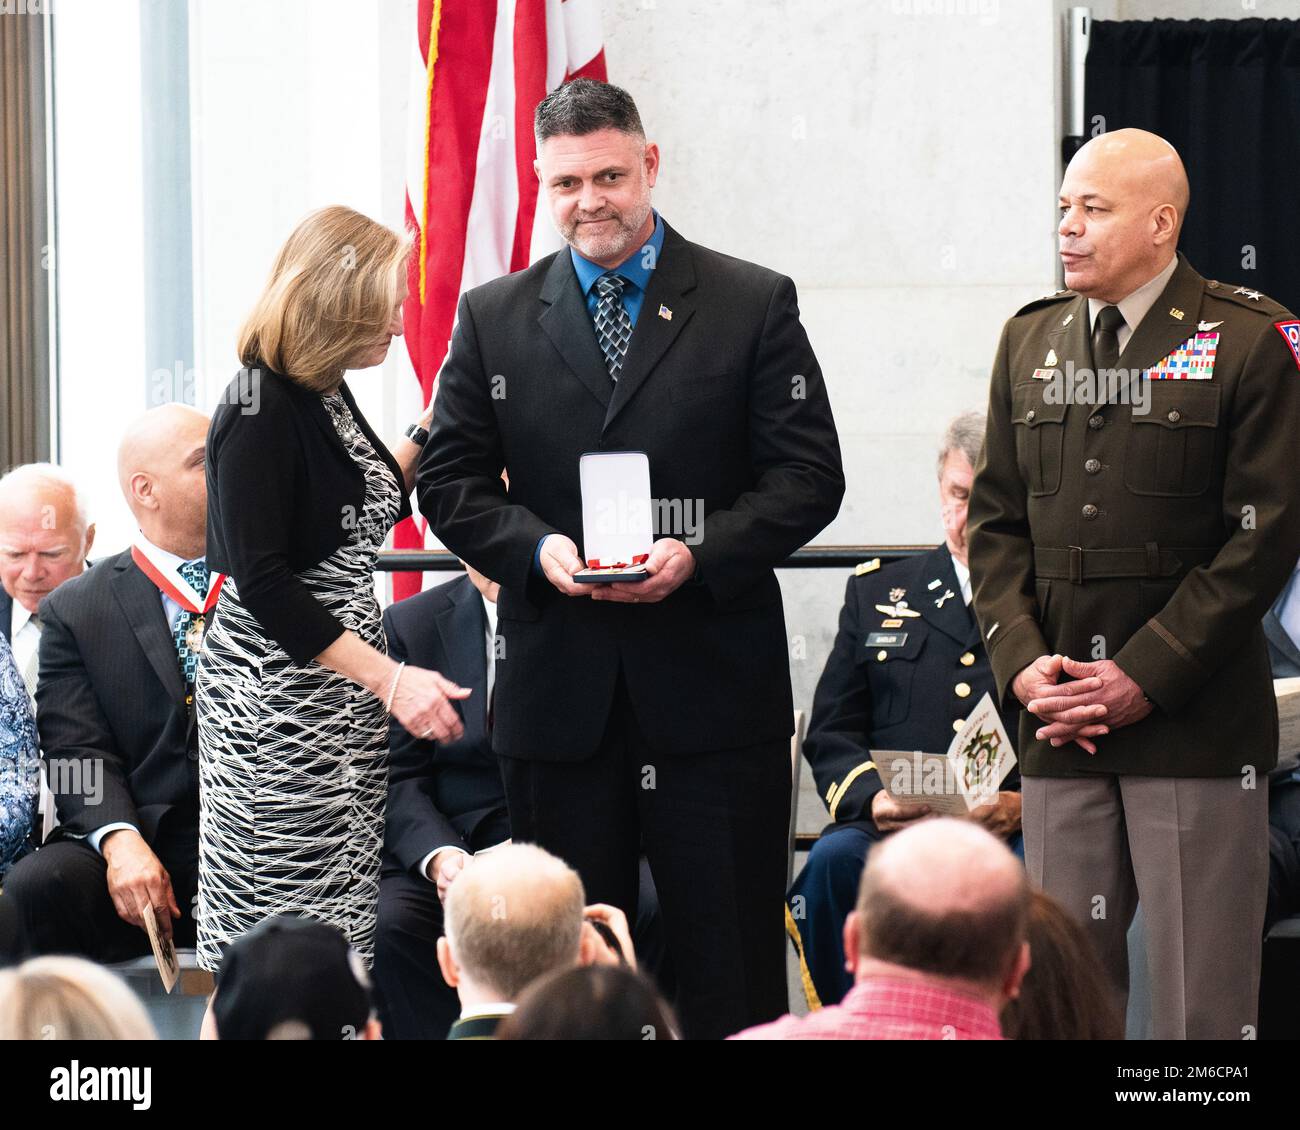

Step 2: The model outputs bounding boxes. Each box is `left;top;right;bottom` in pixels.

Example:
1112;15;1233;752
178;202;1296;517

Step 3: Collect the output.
205;365;412;665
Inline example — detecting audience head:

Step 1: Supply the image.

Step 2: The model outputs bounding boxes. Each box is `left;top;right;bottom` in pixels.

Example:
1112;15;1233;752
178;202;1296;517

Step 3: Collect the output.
117;404;211;560
0;956;155;1040
0;463;93;614
1000;891;1124;1040
209;915;378;1040
437;843;594;1005
238;205;411;391
1058;128;1188;302
846;818;1031;1008
497;964;678;1041
533;79;658;269
936;410;984;566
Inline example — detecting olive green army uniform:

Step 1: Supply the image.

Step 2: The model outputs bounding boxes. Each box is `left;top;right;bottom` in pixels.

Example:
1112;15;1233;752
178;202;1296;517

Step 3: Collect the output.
969;253;1300;1038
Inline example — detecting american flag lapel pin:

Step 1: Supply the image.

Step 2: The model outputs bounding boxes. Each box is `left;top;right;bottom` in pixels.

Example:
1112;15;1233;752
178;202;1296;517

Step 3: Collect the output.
658;304;672;321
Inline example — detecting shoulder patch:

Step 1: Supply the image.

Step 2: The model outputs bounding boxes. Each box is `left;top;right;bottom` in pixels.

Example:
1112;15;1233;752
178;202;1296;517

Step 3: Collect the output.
1274;320;1300;372
854;558;881;576
1014;289;1076;317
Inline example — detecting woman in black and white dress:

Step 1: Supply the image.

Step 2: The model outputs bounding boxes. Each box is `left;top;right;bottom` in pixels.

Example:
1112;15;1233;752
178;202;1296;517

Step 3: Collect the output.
196;206;470;972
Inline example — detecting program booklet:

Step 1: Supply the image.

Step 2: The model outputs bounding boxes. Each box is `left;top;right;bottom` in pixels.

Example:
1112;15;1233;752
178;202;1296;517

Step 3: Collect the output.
142;904;180;993
872;691;1016;815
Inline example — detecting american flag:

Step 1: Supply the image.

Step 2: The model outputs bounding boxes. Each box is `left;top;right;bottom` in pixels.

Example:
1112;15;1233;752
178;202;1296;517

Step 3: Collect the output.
395;0;609;599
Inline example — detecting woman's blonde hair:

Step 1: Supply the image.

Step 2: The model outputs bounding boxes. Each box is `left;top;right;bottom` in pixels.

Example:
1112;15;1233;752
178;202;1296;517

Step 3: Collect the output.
0;956;158;1040
237;205;413;392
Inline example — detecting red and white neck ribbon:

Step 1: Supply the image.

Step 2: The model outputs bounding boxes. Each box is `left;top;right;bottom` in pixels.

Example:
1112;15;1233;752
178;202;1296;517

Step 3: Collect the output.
584;553;649;571
131;539;225;614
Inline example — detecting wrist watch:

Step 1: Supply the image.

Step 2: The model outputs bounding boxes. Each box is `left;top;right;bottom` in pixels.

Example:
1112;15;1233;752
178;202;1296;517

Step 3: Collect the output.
405;422;430;447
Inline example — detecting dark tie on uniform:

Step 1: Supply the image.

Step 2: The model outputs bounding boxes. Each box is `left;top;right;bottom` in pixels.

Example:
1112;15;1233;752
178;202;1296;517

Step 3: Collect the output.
1092;303;1126;372
594;272;633;383
173;559;210;688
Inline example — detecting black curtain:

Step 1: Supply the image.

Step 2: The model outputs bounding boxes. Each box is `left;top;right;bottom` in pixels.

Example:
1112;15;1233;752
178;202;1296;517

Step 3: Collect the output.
1085;18;1300;315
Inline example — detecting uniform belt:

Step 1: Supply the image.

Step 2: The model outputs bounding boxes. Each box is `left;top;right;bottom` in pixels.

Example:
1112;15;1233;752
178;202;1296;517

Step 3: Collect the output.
1034;543;1219;584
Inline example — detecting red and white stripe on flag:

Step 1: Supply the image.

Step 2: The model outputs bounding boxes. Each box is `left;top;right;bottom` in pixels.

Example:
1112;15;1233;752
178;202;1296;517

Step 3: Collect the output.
394;0;608;600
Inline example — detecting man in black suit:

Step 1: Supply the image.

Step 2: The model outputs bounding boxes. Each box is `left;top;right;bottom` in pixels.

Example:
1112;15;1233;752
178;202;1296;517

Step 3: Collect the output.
373;563;673;1038
371;565;510;1040
1;405;215;961
418;80;844;1038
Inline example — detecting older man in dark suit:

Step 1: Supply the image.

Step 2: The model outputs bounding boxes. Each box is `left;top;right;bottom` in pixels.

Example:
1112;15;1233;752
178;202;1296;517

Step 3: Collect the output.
1;405;215;961
418;80;844;1038
0;464;96;697
788;412;1022;1009
371;565;510;1040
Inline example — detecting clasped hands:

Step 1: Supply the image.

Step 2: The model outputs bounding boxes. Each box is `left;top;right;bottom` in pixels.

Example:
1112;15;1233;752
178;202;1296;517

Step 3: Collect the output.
1012;654;1152;755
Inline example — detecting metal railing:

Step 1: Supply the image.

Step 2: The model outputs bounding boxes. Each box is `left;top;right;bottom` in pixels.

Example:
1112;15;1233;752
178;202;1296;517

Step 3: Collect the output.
375;545;940;573
376;544;942;850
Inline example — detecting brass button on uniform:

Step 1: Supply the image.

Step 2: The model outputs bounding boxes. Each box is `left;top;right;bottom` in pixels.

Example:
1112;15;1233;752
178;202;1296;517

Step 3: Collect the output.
1167;408;1181;423
1082;503;1099;520
1088;414;1105;430
876;650;887;662
960;651;975;666
955;682;972;698
1084;458;1101;474
952;718;965;732
1026;409;1036;422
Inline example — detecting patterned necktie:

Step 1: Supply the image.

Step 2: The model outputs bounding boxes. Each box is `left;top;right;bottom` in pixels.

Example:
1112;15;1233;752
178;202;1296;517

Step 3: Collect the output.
1092;304;1126;372
173;559;210;688
594;273;633;383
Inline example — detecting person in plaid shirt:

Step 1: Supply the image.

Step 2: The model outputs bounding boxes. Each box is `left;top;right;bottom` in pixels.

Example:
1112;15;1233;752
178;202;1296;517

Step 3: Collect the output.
731;819;1028;1040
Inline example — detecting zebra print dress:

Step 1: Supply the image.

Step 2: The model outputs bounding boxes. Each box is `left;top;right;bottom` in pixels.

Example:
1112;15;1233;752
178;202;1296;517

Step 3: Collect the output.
194;389;401;972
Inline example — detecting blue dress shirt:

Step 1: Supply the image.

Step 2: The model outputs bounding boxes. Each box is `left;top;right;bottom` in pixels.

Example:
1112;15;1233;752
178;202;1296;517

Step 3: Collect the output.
568;209;666;329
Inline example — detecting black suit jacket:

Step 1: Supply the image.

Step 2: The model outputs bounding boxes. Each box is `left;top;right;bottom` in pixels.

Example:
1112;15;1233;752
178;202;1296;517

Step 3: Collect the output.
804;545;1021;827
418;221;845;759
1265;589;1300;680
206;366;412;664
0;587;12;644
35;549;198;851
382;574;509;878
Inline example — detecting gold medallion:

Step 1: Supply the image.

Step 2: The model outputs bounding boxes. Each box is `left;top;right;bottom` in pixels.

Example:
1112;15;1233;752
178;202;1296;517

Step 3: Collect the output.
185;615;206;654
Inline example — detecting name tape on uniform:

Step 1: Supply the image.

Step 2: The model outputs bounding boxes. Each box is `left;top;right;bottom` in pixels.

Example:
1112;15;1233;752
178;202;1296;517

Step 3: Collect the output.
866;632;908;648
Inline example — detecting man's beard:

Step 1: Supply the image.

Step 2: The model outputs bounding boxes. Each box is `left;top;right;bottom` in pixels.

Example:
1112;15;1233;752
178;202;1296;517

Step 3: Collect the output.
563;196;652;263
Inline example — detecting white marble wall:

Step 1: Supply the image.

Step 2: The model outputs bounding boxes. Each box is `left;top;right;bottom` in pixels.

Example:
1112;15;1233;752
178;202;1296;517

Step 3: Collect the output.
1117;0;1297;16
599;0;1068;720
